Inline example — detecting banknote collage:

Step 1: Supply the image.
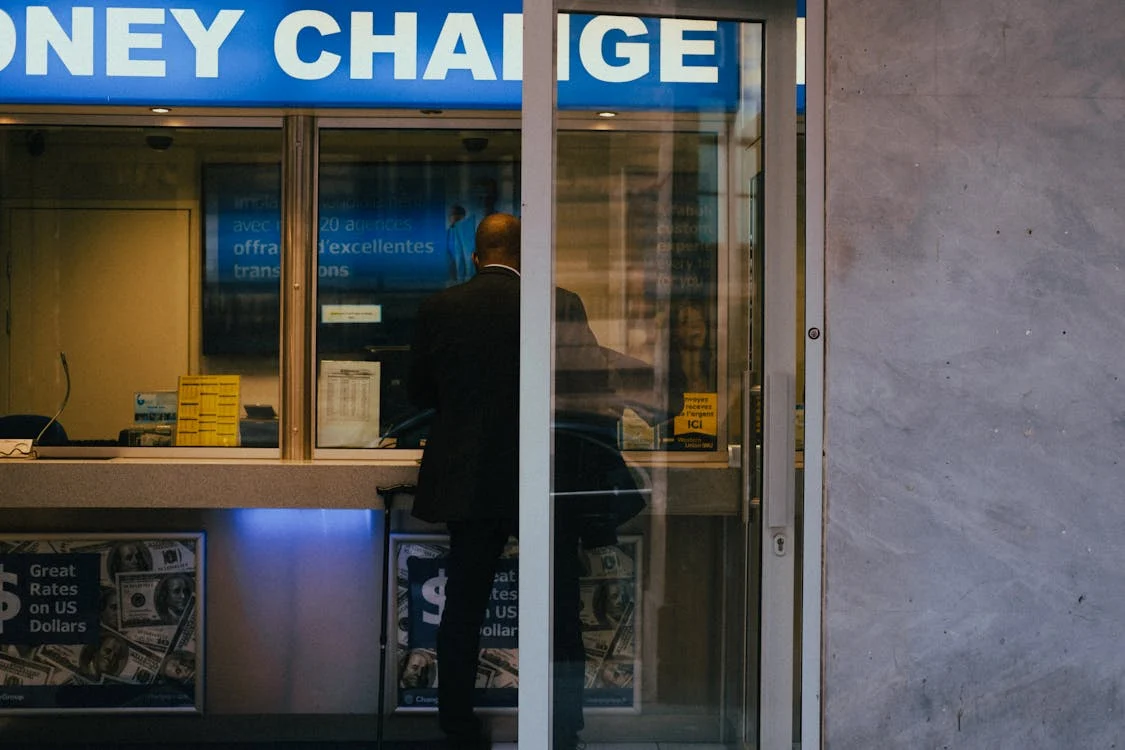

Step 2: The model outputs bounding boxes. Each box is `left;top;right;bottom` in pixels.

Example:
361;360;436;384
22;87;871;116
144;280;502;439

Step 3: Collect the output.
391;534;641;712
0;534;203;713
391;535;521;711
577;540;640;707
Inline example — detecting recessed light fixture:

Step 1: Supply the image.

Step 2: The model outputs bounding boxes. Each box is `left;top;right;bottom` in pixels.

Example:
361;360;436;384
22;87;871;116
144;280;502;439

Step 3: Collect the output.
150;107;171;114
597;111;617;118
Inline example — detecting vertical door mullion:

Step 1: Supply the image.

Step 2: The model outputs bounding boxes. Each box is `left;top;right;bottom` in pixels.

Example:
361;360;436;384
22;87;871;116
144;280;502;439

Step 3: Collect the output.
802;1;827;747
280;114;318;460
760;1;799;748
519;1;557;748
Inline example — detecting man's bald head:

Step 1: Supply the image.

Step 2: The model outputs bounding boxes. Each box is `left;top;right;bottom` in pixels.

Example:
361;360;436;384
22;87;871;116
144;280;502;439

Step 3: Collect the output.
474;212;521;271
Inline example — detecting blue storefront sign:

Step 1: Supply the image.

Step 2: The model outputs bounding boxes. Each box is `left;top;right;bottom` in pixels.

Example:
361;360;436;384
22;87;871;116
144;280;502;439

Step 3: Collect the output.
0;1;740;110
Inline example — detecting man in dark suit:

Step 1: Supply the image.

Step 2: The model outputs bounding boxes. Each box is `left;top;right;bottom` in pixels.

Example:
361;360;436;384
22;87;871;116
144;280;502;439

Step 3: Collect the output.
409;212;614;749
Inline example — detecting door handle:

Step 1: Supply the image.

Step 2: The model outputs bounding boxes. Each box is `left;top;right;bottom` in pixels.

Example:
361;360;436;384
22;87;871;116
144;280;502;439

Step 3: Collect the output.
764;371;795;529
741;372;762;525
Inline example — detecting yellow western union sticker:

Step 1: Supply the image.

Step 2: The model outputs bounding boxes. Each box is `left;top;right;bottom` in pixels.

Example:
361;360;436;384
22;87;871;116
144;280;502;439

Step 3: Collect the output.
674;392;718;442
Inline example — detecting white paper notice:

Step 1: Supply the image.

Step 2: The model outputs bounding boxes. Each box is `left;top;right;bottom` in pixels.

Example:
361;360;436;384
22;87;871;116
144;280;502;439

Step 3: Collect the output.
317;360;381;447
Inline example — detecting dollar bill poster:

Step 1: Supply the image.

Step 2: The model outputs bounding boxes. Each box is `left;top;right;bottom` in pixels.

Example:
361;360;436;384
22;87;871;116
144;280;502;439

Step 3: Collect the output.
391;534;641;712
0;534;204;713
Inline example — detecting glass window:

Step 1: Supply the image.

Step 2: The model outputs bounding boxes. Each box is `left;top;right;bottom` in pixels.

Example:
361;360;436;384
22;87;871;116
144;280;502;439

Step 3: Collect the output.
0;125;283;452
311;125;736;458
544;14;769;748
556;128;728;454
313;128;520;450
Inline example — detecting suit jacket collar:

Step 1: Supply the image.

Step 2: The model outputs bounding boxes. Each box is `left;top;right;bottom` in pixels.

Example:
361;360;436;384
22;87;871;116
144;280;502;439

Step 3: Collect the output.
478;264;520;278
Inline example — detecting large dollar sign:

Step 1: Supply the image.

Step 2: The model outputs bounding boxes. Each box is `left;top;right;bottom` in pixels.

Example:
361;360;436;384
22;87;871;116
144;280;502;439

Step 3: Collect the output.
0;564;21;636
421;567;447;625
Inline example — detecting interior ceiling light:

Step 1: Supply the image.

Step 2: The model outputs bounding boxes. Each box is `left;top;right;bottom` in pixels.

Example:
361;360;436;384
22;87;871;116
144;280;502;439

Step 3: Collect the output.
150;107;171;114
597;111;617;118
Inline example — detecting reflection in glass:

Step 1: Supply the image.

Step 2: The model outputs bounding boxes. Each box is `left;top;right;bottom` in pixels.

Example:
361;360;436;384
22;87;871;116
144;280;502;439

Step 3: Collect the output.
556;129;723;452
549;16;765;748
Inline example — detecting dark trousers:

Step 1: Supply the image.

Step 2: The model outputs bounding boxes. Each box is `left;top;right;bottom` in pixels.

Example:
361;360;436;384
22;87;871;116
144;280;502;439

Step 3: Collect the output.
437;516;586;741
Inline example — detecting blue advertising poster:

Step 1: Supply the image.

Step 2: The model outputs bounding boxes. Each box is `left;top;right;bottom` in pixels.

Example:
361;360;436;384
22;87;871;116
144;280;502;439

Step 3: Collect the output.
0;3;740;111
202;160;517;354
204;161;515;289
392;535;641;712
0;535;204;714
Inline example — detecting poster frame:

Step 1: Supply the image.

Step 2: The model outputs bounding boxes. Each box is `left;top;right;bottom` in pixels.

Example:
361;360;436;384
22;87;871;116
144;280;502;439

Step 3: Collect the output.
387;532;642;715
0;532;205;715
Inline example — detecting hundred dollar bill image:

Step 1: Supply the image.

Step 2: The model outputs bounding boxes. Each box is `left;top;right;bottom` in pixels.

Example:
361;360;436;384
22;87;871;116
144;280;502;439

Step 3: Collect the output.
478;649;519;689
72;627;163;685
0;652;53;686
590;657;634;689
118;573;169;628
170;598;197;653
122;623;176;653
580;545;636;579
119;572;195;628
35;644;92;683
0;540;43;554
144;541;197;573
47;539;196;584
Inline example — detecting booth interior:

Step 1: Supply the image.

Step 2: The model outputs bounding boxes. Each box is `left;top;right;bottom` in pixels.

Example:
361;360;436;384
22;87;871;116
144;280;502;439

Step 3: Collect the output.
0;120;757;744
1;125;719;452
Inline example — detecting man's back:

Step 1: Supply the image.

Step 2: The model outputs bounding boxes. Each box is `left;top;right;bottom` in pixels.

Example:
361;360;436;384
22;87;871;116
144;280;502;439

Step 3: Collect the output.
409;266;520;522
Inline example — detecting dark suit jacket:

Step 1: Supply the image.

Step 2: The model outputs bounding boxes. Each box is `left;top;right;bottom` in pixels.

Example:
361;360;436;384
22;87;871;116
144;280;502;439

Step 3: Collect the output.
408;266;627;524
409;265;522;523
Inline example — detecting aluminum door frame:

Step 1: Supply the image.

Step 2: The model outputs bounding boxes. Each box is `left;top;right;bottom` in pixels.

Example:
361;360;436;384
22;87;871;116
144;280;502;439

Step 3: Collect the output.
519;1;801;748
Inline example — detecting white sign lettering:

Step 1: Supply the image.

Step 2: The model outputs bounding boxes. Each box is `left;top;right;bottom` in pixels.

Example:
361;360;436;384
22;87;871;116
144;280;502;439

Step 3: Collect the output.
0;11;15;72
423;12;495;81
0;7;721;89
580;15;648;84
275;9;341;81
106;7;166;78
8;6;246;79
661;19;718;84
350;11;416;80
171;9;243;78
26;6;93;76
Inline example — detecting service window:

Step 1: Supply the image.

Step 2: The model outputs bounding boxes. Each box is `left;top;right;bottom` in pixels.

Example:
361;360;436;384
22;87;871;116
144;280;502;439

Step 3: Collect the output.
0;125;283;453
310;124;732;460
313;128;520;451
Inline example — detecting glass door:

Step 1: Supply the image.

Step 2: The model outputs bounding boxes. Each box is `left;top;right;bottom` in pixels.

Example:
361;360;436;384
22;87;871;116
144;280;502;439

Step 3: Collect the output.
521;0;799;747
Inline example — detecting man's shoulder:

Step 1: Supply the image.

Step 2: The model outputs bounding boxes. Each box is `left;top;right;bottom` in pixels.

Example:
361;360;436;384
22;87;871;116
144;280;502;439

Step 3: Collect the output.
421;273;515;310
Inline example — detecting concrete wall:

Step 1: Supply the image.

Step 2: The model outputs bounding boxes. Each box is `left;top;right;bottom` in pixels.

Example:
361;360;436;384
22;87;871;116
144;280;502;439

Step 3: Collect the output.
823;0;1125;746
